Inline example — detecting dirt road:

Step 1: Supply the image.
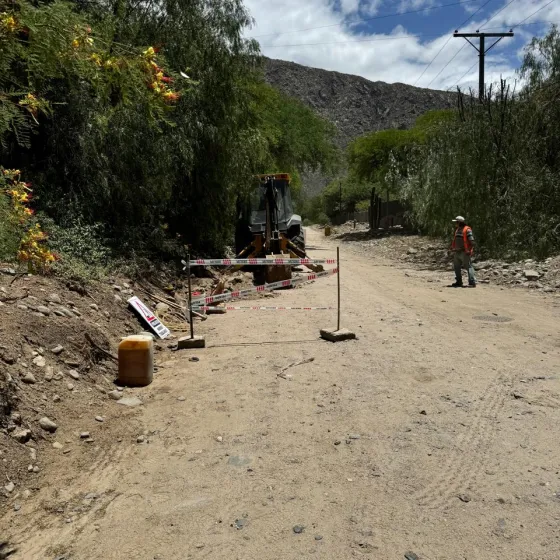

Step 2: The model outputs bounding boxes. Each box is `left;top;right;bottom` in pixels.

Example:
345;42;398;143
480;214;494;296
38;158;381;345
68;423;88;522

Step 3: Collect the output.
4;228;560;559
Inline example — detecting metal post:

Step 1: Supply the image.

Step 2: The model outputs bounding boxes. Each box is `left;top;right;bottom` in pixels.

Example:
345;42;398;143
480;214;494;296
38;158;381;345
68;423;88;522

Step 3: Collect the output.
479;35;485;101
186;252;194;339
337;246;341;332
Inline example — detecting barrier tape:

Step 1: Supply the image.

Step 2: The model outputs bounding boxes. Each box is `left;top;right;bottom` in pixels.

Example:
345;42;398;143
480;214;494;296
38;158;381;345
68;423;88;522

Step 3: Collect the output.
189;258;336;266
190;267;338;306
193;305;334;311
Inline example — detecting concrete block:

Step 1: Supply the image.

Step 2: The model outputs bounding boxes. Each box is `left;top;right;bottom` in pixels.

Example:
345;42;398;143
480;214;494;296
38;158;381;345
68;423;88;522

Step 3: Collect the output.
320;328;357;342
178;335;206;349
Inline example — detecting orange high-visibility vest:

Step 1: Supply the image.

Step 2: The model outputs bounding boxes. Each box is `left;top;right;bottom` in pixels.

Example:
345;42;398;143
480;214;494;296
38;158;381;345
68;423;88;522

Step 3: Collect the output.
452;226;473;254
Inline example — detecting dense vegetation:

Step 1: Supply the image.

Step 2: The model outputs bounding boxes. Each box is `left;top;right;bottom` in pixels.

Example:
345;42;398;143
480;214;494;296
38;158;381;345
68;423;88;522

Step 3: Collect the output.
329;26;560;258
0;0;336;276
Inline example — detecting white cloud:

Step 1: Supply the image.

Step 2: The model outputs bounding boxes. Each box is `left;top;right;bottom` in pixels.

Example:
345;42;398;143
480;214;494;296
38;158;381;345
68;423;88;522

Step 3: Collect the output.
339;0;360;14
245;0;560;91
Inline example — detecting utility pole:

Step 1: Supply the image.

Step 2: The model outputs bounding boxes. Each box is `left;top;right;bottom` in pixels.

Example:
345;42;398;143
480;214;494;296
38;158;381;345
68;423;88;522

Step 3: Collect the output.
453;30;514;100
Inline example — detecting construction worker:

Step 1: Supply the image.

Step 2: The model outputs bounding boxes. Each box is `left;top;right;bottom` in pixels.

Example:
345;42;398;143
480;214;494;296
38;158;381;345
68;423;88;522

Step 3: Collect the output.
450;216;476;288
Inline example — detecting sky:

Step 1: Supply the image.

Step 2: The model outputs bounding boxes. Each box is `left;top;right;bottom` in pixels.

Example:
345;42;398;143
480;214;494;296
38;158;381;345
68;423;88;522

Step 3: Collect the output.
243;0;560;90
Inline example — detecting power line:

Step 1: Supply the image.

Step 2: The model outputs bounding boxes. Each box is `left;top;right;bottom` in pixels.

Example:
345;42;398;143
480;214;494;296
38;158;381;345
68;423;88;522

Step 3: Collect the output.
261;33;440;48
426;43;467;87
258;20;558;49
412;0;496;86
249;0;478;39
439;0;518;91
480;0;518;29
448;61;479;89
444;2;555;90
512;0;556;28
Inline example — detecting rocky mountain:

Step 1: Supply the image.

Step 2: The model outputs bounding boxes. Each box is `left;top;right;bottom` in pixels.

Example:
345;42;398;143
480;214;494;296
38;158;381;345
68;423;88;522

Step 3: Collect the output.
264;58;457;195
265;57;457;149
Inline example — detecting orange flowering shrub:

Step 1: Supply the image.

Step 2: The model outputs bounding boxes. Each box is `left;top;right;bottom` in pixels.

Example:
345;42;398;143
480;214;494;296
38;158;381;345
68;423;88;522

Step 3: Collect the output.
2;169;57;272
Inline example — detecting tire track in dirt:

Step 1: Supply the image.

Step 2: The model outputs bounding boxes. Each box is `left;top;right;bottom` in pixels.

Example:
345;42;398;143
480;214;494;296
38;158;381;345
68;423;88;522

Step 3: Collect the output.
414;372;512;509
7;440;134;558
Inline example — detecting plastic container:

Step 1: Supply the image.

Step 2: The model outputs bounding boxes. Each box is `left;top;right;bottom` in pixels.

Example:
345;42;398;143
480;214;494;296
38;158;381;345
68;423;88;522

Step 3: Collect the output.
118;335;154;387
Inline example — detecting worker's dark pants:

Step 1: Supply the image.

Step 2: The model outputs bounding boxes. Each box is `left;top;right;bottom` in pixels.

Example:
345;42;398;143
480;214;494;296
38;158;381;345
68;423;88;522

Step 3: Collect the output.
454;251;476;285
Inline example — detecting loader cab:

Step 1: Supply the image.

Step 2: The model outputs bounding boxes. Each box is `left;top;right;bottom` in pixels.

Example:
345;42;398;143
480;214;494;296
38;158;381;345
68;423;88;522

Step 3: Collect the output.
249;174;298;235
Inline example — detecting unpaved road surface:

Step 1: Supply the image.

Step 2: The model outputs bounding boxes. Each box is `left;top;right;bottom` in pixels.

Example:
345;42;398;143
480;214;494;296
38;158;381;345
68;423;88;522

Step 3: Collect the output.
4;228;560;559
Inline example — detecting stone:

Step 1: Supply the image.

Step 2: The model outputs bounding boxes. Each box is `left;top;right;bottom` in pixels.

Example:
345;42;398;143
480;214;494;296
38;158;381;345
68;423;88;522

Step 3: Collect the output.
53;394;61;403
47;293;62;304
524;270;540;281
12;428;32;443
293;525;305;534
51;345;64;355
114;294;123;303
39;417;58;433
113;285;122;292
65;359;80;368
37;306;51;316
22;373;37;384
5;481;15;493
136;435;146;444
404;553;419;560
155;302;170;315
67;383;74;391
234;518;248;530
53;372;63;381
32;355;46;368
216;436;223;443
32;466;40;473
458;494;471;503
0;267;16;275
44;368;54;382
17;304;28;311
544;287;555;293
52;309;65;317
95;416;104;422
80;432;90;439
177;396;186;402
52;442;63;449
90;303;99;311
11;413;22;426
348;434;361;440
178;336;206;349
315;535;323;541
117;397;143;407
67;370;80;380
320;328;357;343
58;306;75;318
228;455;252;467
407;248;418;255
108;390;122;400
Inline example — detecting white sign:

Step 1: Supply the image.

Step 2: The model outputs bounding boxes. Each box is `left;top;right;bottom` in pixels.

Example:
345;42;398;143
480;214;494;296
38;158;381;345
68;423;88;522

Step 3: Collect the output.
127;296;170;339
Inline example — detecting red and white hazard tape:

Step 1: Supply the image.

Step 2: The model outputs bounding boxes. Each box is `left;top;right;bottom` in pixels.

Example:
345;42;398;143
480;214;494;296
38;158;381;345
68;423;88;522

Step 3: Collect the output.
190;267;338;306
190;258;336;266
193;305;334;311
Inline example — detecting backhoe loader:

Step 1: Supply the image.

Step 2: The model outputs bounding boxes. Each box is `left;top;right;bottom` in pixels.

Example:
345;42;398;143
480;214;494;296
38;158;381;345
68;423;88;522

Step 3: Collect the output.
235;174;322;284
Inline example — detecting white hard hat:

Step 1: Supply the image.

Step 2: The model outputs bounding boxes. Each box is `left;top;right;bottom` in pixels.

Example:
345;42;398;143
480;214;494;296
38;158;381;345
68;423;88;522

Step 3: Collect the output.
452;216;465;222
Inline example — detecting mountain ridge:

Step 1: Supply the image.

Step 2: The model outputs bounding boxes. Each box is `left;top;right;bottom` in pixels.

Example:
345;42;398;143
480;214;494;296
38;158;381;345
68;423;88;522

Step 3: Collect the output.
264;58;457;153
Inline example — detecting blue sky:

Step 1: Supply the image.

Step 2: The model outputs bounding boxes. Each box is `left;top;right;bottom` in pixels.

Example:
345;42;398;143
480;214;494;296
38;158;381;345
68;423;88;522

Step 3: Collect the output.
243;0;559;90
